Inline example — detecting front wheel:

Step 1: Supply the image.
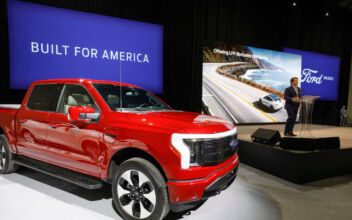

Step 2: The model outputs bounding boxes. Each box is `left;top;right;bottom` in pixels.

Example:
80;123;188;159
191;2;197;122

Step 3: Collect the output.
0;134;19;174
112;158;169;220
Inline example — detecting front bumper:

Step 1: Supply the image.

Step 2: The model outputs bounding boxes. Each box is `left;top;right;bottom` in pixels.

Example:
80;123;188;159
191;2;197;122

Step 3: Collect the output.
168;154;239;211
203;163;238;197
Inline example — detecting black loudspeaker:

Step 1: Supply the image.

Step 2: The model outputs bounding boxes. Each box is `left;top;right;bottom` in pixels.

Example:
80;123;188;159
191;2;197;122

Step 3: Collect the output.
251;128;281;145
280;137;340;151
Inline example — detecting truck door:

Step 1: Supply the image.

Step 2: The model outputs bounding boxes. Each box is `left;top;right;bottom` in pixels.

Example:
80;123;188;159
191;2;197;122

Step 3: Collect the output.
16;84;62;162
45;84;101;177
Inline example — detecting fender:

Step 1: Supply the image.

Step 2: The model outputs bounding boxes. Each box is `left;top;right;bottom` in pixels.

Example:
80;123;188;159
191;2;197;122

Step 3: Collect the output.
101;141;167;182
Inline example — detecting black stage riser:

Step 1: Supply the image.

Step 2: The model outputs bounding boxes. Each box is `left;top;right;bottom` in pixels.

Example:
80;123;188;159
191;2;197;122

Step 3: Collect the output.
238;140;352;184
280;137;340;151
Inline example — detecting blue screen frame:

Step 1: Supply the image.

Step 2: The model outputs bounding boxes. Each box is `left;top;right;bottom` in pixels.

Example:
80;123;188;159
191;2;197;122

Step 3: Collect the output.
283;48;340;101
7;0;164;93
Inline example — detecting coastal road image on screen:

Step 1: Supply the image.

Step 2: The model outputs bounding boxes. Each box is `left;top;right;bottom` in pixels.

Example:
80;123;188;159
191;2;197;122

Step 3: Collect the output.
202;43;301;124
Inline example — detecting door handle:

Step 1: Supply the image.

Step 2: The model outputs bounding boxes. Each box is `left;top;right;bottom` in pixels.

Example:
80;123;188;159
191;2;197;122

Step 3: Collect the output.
105;133;118;138
18;119;27;124
48;123;59;129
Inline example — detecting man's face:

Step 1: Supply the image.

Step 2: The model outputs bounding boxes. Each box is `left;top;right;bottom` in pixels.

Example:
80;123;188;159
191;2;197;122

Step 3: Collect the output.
292;78;298;87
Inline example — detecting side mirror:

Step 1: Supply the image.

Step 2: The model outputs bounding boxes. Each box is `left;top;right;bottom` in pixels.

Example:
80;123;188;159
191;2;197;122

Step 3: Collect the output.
68;106;99;123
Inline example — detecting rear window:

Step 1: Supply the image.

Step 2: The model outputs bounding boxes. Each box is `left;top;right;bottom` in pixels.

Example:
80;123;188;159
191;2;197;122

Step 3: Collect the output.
27;84;62;111
264;96;272;101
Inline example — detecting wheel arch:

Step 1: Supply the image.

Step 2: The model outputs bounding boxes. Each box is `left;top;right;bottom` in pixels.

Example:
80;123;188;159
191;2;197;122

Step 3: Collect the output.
0;126;9;141
106;147;167;184
0;126;19;154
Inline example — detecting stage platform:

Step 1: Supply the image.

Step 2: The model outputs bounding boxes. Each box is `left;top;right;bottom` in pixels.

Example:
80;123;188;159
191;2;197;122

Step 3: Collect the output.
237;124;352;184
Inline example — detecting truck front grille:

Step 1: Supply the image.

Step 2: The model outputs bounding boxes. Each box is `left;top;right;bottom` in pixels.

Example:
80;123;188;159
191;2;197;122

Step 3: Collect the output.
184;134;238;166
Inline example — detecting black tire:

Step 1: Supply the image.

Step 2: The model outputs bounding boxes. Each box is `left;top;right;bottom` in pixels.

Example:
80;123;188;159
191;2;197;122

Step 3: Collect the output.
270;105;274;111
112;158;169;220
0;134;19;174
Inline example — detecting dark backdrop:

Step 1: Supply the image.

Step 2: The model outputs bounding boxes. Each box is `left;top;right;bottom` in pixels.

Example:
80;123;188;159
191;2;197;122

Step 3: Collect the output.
1;0;351;125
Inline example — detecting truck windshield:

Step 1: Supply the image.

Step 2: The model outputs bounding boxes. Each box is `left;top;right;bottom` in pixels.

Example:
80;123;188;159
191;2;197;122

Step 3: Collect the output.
93;83;171;111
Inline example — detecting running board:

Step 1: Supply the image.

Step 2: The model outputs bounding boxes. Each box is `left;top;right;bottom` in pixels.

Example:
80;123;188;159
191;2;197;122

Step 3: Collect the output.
13;155;104;189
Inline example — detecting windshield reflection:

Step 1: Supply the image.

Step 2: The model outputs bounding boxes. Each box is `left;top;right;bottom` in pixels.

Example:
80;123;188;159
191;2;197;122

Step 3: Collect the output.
93;83;171;112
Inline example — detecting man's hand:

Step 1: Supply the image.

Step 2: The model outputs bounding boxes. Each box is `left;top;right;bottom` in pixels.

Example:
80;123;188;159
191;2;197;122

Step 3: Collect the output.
292;96;300;102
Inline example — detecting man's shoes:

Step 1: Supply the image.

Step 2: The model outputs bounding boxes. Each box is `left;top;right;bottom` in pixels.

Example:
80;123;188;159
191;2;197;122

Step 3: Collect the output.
284;132;297;137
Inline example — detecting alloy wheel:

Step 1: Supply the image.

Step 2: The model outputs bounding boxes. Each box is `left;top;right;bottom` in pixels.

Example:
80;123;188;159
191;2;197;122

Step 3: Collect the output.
117;169;156;219
0;141;6;170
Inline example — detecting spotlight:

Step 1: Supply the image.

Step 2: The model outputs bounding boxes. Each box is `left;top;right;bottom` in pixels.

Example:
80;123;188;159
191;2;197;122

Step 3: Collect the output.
292;2;297;7
325;11;329;16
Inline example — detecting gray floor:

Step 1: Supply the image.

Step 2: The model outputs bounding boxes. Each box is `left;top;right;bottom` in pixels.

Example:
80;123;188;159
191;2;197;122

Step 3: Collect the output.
1;163;352;220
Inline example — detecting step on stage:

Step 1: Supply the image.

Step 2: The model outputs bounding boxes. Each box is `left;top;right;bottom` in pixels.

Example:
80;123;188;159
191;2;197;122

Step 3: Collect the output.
237;124;352;184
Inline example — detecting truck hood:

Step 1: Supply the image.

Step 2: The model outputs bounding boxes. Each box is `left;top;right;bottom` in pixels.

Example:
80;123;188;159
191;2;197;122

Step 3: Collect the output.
125;110;234;134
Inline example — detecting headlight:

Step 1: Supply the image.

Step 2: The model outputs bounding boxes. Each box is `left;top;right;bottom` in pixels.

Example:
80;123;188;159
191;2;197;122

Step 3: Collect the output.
171;128;237;169
183;139;203;166
171;133;191;169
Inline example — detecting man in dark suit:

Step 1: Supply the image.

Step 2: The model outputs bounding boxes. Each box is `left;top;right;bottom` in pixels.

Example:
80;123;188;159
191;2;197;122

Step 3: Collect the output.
284;77;301;136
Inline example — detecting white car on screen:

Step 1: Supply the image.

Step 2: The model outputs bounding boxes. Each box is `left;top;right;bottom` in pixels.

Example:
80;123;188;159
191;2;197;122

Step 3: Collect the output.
259;94;283;111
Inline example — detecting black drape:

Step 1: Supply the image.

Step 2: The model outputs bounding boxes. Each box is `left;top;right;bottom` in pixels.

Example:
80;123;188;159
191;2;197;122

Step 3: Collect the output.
1;0;351;125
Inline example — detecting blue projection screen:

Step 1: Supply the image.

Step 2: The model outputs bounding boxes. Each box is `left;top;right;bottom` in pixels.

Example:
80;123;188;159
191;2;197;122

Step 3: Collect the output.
7;0;163;93
283;48;340;101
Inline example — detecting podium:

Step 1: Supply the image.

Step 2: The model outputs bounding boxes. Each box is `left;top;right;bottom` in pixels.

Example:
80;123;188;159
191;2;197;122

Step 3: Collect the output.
281;95;340;151
298;95;320;137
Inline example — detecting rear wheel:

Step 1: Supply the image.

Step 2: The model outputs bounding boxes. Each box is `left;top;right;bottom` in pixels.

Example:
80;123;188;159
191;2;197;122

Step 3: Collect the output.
0;134;19;174
270;105;274;111
112;158;169;220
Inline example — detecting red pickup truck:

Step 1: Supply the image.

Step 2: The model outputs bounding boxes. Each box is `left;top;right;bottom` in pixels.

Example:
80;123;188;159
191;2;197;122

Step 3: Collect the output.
0;79;239;219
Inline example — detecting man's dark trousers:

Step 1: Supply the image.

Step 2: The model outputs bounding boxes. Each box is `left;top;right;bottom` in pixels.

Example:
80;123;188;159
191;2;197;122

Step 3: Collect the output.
285;107;298;134
284;85;300;134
